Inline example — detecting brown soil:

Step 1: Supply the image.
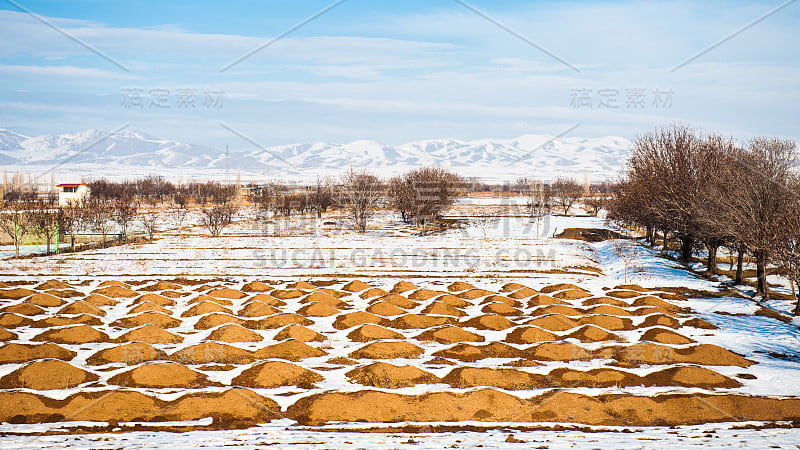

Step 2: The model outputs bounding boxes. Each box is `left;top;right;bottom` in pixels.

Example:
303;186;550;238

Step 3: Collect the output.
390;281;417;293
549;367;640;388
127;302;172;316
92;285;139;298
456;289;495;300
46;288;85;298
643;365;741;388
270;289;306;299
254;313;314;329
390;314;458;329
613;343;754;367
86;342;167;365
554;228;625;242
327;357;359;365
207;324;264;342
254;340;327;361
333;312;388;330
0;329;17;341
241;281;273;292
139;281;184;291
347;324;404;342
26;293;66;307
448;281;476;292
182;301;233;317
342;280;372;292
552;289;592;300
97;280;130;288
540;283;586;294
481;302;522;316
194;313;245;330
507;287;539;299
0;313;33;328
275;324;326;342
566;325;622;343
245;293;287;307
406;289;446;301
373;294;419;309
360;287;389;299
577;315;636;331
0;288;36;300
31;314;103;328
1;302;46;316
461;314;516;331
0;343;76;364
109;362;217;388
82;294;117;307
238;301;281;317
57;300;105;317
640;327;695;344
435;294;472;307
233;361;323;388
524;314;579;331
682;317;719;329
300;291;347;307
297;302;340;317
204;288;246;300
132;293;176;307
480;295;520;306
527;342;592;361
367;301;407;316
349;341;424;359
632;296;682;311
500;283;527;292
33;325;110;344
583;305;633;316
531;305;583;316
170;342;255;365
35;280;72;290
505;326;558;344
442;367;545;390
422;301;466;317
287;281;317;290
432;342;524;362
113;312;181;329
526;294;567;307
115;325;183;344
605;289;643;299
641;314;681;329
415;326;485;344
582;296;630;307
0;360;98;390
347;362;440;388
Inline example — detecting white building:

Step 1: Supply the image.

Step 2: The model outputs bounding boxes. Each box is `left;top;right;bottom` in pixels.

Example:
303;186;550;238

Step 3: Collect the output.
57;183;91;206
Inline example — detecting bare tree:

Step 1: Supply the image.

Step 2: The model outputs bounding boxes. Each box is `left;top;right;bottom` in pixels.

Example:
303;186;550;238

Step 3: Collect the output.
386;167;463;232
552;178;582;215
0;201;31;258
29;199;60;254
201;205;238;237
310;178;336;219
141;213;159;240
342;170;383;233
86;198;115;247
113;197;138;240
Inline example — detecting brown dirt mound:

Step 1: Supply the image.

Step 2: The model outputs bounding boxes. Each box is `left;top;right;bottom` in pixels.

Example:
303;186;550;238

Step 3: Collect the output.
35;280;72;290
57;300;106;317
206;288;247;300
170;342;255;365
31;314;103;328
432;342;524;362
287;281;317;290
128;301;172;315
0;360;98;390
297;302;340;317
390;314;458;329
606;289;643;299
554;227;625;242
681;317;718;329
641;314;681;329
241;281;273;292
461;314;515;331
500;282;527;292
640;327;695;344
540;283;587;294
299;291;347;307
0;329;16;341
526;294;567;307
112;312;181;329
86;342;167;365
1;302;46;316
456;289;495;300
442;367;544;390
46;288;84;299
614;284;650;291
139;281;184;291
0;288;36;300
181;301;233;317
328;357;359;365
582;296;630;307
97;280;130;288
275;324;326;342
238;301;281;318
314;288;350;298
0;343;76;364
525;314;579;331
333;312;388;330
342;280;372;292
366;301;406;317
82;294;117;307
552;289;592;300
206;324;263;342
643;365;741;388
254;340;327;361
415;326;485;344
481;302;522;316
26;293;66;307
505;326;558;344
115;325;183;344
435;294;472;307
527;342;591;361
189;294;234;306
634;306;679;317
33;325;110;344
407;289;447;301
373;294;419;309
233;361;323;388
194;313;245;330
549;367;640;388
347;324;404;342
447;281;476;292
390;281;417;293
577;315;635;331
270;289;306;299
347;362;439;388
0;313;33;328
613;343;754;367
566;325;622;343
632;296;682;311
584;305;634;316
92;285;139;298
530;305;583;316
422;301;466;317
479;295;519;306
255;313;314;329
349;341;424;359
0;281;7;288
503;359;544;367
360;287;389;299
507;287;539;299
109;362;217;388
132;293;176;307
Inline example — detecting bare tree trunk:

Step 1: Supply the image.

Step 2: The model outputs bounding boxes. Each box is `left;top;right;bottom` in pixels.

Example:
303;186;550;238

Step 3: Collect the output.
661;229;669;252
755;250;768;298
679;236;693;264
705;239;719;275
735;247;745;284
794;280;800;316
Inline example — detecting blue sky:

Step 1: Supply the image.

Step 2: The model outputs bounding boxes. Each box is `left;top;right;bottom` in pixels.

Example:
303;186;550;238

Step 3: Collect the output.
0;0;798;150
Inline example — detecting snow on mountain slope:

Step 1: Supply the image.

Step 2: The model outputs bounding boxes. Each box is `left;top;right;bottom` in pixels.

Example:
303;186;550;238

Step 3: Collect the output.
0;128;631;181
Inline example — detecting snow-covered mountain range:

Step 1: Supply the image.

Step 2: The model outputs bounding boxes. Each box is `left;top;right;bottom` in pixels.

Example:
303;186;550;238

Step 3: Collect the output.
0;128;631;182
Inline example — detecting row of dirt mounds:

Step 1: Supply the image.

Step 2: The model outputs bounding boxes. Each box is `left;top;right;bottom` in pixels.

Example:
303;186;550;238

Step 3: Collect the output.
0;277;793;427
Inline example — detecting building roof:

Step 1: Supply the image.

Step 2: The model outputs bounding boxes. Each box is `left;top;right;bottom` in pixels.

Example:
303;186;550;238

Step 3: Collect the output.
57;183;88;187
